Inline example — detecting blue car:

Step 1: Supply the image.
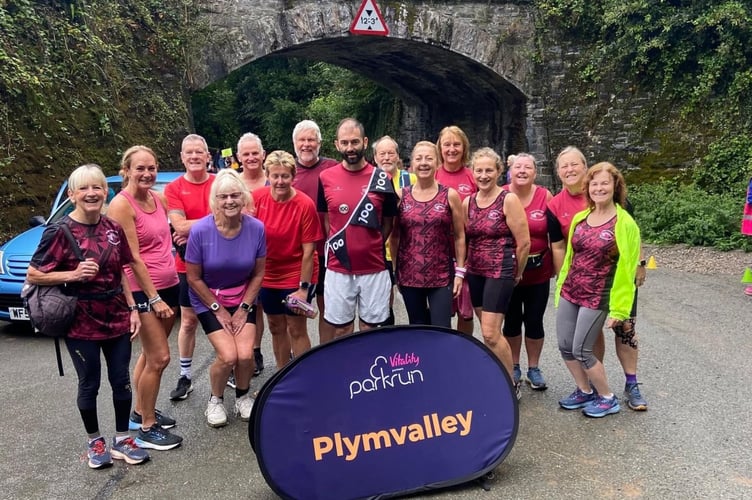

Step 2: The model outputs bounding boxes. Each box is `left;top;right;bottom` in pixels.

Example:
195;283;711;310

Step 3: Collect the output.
0;171;183;324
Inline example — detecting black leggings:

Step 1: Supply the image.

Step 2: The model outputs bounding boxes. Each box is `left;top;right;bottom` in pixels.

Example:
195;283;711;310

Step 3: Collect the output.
65;334;132;434
398;284;453;328
503;280;550;340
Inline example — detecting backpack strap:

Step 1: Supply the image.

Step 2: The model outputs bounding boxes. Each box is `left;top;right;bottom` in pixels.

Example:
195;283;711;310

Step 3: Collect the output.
52;223;83;377
58;223;85;261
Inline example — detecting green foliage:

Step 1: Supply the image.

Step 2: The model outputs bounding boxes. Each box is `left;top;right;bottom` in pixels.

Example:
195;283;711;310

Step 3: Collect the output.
536;0;752;136
0;0;204;238
692;135;752;195
192;58;401;159
631;179;752;251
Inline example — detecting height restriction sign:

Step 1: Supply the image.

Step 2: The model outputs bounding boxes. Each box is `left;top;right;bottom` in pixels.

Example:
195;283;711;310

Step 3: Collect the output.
349;0;389;36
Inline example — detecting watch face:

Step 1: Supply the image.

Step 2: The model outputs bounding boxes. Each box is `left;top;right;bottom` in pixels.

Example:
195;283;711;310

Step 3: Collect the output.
211;302;220;311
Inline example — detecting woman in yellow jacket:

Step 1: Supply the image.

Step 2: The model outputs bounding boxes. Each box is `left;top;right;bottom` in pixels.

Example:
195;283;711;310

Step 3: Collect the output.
555;162;640;418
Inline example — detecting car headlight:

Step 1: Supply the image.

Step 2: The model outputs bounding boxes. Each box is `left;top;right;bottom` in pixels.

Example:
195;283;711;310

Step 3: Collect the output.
0;250;4;275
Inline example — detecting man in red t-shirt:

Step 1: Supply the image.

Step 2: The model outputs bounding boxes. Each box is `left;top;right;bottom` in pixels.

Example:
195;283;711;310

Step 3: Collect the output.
165;134;214;401
291;120;339;344
317;118;398;337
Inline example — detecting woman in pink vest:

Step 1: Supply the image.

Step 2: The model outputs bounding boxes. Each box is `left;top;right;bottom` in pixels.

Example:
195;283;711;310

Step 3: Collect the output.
742;177;752;296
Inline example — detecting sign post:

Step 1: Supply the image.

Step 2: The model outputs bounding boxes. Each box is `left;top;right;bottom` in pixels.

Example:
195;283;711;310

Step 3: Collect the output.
349;0;389;36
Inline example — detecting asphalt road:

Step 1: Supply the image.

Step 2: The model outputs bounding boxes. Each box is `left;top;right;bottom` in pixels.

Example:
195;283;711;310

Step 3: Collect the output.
1;266;751;499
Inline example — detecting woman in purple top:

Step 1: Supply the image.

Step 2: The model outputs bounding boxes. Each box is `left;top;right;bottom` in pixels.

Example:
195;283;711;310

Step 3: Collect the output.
185;169;266;428
463;148;530;397
109;145;182;451
391;141;466;327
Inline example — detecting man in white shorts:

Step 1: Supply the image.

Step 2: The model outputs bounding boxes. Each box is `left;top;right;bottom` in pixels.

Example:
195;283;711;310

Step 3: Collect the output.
317;118;398;337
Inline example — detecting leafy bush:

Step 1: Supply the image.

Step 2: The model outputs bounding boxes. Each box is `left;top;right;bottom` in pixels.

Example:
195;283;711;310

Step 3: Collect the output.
630;179;752;251
691;135;752;195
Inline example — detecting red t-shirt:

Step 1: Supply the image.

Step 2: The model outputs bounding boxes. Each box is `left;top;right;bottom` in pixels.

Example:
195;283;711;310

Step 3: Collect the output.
547;189;586;243
503;185;554;285
164;175;215;273
30;217;134;341
293;157;339;255
435;165;477;200
317;163;398;275
253;187;323;288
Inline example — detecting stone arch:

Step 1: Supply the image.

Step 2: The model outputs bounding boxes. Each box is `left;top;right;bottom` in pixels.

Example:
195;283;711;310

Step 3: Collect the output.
195;1;542;168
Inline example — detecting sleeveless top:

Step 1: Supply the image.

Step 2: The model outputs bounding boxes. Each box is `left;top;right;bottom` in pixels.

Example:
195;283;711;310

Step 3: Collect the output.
466;190;517;279
396;185;454;288
120;190;179;291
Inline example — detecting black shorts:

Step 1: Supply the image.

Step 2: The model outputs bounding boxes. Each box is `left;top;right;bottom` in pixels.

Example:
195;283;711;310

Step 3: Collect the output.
178;273;192;308
259;287;316;316
315;254;326;296
132;284;180;314
466;274;516;314
197;304;257;335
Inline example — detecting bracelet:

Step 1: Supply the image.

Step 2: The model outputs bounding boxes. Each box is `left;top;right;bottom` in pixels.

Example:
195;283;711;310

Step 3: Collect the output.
455;266;467;274
148;294;163;305
128;304;138;312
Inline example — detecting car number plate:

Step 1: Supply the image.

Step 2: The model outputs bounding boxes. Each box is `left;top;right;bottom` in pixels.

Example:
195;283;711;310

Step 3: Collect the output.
9;307;30;321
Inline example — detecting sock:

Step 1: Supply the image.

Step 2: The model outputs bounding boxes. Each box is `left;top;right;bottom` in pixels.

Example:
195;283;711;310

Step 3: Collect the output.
114;434;129;443
88;433;102;443
625;373;638;385
209;395;223;404
180;357;192;378
236;387;249;399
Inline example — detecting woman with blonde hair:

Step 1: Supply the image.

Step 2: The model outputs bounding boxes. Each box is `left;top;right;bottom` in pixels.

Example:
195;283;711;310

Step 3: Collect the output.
185;169;266;427
109;146;183;450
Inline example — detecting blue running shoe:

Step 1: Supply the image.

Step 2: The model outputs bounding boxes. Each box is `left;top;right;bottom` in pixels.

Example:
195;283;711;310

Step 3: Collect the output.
128;409;176;431
111;437;150;465
624;383;648;411
559;387;597;410
135;426;183;451
583;395;621;418
87;437;113;469
526;367;547;391
512;364;521;385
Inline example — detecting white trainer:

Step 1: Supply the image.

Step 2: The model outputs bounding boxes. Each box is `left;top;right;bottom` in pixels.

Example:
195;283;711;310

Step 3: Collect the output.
234;393;254;422
205;397;228;428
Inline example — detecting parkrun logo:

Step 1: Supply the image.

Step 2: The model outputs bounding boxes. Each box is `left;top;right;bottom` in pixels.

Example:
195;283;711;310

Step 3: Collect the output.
348;353;424;399
312;411;473;462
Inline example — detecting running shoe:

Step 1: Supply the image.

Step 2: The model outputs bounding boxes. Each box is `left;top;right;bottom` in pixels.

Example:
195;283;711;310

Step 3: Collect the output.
87;437;113;469
135;426;183;451
234;393;254;421
526;367;548;391
206;397;228;428
624;382;648;411
111;437;150;464
745;285;752;296
169;375;193;401
226;371;237;389
512;364;521;385
515;382;521;401
583;394;621;418
559;387;597;410
128;409;176;431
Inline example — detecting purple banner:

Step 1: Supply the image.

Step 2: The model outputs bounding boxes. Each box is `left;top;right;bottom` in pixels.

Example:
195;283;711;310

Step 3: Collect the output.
250;326;518;499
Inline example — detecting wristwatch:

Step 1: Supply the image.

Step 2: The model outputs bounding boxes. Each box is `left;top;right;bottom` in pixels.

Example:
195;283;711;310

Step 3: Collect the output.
299;281;311;291
240;302;251;311
210;302;220;311
639;259;647;267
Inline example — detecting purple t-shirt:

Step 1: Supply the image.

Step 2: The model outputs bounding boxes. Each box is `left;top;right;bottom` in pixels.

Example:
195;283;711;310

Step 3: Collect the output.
185;214;266;313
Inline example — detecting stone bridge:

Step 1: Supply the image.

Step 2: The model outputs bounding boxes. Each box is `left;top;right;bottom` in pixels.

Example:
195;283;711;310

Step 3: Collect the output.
195;1;551;179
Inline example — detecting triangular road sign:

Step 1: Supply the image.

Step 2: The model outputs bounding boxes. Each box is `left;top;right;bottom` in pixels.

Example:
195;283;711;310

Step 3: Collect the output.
349;0;389;36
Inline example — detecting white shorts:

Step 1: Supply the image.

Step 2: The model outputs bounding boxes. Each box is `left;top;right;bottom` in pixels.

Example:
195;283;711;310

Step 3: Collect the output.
324;269;391;326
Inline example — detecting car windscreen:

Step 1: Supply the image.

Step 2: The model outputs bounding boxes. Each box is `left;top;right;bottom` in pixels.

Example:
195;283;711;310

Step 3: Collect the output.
47;179;173;225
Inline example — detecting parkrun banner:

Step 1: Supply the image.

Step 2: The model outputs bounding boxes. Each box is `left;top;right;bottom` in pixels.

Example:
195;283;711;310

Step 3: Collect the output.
249;325;518;499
